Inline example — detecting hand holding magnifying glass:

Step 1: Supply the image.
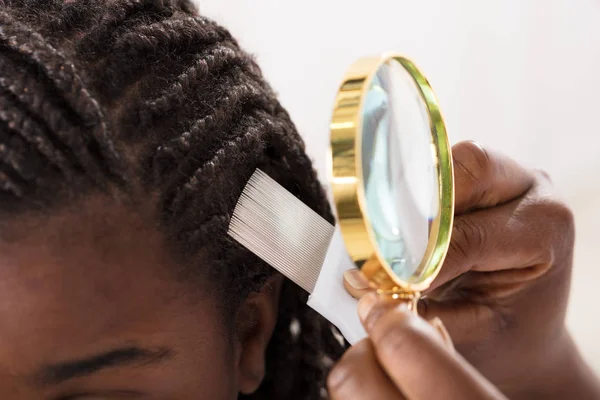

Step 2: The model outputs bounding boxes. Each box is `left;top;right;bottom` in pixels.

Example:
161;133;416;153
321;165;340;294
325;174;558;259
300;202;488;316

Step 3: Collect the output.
324;53;598;399
339;142;600;400
327;292;507;400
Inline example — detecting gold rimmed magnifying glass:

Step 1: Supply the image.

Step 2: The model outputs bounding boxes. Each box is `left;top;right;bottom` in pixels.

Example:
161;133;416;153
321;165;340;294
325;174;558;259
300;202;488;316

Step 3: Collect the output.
329;53;455;310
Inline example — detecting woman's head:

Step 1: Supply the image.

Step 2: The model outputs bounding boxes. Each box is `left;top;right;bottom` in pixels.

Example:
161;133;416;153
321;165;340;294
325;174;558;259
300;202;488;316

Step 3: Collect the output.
0;1;344;398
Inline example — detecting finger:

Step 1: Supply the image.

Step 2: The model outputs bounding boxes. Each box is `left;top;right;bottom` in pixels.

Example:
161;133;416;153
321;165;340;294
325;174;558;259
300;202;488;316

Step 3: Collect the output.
327;339;405;400
420;265;563;343
453;141;534;214
430;171;572;292
358;294;507;400
418;297;499;344
343;269;375;299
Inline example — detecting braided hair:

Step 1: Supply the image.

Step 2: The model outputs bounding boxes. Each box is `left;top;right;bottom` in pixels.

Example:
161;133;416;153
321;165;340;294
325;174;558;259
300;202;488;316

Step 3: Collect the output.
0;1;346;398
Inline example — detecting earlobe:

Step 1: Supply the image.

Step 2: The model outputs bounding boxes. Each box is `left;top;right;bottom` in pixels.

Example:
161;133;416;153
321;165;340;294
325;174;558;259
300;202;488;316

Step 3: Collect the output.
235;274;283;395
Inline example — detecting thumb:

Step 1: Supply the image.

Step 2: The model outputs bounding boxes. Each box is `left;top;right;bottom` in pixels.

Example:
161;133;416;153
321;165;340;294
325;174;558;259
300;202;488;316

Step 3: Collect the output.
358;293;507;400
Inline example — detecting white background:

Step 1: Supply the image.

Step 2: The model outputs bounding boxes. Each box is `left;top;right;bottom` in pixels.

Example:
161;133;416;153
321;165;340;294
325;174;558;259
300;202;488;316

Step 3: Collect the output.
198;0;600;372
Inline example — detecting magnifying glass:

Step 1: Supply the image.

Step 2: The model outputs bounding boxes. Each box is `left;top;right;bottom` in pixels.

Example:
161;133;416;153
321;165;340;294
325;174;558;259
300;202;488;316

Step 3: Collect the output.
329;53;454;308
228;51;455;343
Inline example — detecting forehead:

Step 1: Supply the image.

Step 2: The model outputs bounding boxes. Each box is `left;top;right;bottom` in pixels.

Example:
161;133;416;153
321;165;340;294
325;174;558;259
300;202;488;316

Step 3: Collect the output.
0;198;216;379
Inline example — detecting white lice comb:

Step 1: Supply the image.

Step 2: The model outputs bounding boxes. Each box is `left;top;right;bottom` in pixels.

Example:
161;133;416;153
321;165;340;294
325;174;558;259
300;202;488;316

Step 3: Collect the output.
228;169;334;292
228;168;367;344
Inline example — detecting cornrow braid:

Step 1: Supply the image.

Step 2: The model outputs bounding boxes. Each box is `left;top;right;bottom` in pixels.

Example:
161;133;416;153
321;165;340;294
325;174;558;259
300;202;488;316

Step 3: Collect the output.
138;43;261;130
0;1;346;399
0;11;126;208
149;77;271;187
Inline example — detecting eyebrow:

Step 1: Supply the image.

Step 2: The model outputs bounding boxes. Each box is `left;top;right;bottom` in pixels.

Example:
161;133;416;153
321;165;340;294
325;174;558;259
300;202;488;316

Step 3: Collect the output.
33;346;174;386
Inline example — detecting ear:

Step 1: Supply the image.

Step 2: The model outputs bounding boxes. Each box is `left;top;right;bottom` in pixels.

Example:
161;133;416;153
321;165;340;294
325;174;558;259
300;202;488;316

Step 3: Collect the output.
235;274;284;395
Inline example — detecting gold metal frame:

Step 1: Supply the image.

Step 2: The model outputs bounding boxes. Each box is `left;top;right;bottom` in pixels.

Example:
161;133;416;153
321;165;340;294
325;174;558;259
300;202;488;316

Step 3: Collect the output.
329;53;454;295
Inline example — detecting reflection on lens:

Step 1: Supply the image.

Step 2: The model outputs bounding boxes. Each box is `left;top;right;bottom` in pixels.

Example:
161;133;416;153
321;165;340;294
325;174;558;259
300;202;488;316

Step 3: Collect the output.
361;59;439;281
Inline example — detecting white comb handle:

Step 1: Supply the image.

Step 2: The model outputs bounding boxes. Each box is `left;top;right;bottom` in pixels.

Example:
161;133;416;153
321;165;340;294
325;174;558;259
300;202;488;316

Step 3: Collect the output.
307;227;367;345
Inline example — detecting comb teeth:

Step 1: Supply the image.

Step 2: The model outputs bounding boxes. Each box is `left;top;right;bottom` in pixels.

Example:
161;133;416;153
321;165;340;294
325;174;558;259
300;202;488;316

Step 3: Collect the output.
228;169;335;293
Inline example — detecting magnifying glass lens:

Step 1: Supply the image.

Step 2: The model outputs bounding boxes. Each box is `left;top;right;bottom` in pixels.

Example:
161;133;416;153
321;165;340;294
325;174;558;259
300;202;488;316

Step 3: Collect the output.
361;59;440;281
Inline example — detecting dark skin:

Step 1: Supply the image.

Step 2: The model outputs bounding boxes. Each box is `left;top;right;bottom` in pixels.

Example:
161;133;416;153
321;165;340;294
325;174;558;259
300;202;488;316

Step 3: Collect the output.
328;298;507;399
0;141;597;399
0;199;282;399
334;141;600;399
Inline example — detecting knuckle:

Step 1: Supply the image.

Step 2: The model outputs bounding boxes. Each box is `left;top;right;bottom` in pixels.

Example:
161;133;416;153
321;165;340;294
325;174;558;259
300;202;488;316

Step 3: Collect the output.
544;199;576;250
467;141;493;172
524;195;575;234
447;237;468;267
449;215;486;262
372;307;422;355
454;141;493;182
363;300;396;331
520;195;575;263
453;141;494;208
549;200;575;231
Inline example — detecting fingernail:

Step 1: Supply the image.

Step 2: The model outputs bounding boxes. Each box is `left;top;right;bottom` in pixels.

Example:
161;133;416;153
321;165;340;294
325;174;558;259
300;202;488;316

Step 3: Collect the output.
429;317;454;351
344;269;370;290
358;292;378;322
